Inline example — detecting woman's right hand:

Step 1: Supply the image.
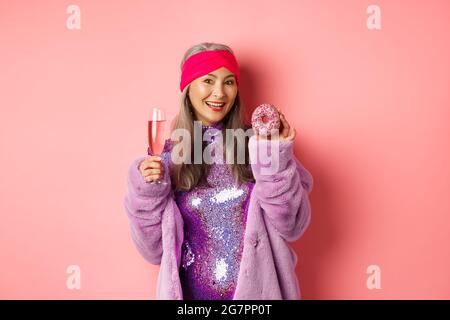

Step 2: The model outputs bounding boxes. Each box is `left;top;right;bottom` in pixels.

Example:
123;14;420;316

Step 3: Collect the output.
139;156;165;182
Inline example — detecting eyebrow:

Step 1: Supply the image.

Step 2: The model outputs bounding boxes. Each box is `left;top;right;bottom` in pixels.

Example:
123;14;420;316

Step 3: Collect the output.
206;74;235;79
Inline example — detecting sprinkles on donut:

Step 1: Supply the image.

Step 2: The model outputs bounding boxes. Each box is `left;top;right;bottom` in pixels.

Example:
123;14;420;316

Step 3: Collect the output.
251;103;281;136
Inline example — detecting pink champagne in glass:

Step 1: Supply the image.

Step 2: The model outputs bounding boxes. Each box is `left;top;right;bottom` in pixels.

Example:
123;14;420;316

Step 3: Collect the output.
147;107;167;184
148;108;166;156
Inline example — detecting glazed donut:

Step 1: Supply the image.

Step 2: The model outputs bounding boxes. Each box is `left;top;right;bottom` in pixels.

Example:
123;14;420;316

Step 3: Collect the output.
251;103;280;136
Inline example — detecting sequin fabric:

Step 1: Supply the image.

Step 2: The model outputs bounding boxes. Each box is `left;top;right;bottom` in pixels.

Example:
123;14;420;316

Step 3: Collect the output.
173;122;255;300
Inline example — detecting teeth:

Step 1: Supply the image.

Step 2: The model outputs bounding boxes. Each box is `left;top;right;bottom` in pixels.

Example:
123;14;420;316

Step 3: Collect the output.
206;102;225;107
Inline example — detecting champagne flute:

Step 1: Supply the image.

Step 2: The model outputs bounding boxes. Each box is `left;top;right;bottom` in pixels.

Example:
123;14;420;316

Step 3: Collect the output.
148;107;167;185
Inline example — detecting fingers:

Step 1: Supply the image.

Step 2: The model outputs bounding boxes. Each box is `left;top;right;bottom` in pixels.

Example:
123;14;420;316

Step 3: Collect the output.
146;155;162;162
139;156;165;182
279;112;290;136
286;127;296;141
144;174;162;182
141;161;162;171
143;167;163;175
139;156;162;170
143;167;164;182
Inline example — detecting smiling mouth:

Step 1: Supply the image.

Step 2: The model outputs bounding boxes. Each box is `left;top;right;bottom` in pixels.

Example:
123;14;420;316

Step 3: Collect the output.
205;101;226;111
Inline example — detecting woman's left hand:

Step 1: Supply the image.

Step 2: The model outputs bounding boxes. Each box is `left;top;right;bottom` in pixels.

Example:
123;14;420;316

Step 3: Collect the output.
255;110;296;142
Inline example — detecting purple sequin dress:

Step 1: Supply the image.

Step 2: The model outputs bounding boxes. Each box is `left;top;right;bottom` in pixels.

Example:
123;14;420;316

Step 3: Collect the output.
173;122;255;300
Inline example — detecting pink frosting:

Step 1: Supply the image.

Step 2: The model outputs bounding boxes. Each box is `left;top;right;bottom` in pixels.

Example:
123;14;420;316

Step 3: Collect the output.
251;103;280;136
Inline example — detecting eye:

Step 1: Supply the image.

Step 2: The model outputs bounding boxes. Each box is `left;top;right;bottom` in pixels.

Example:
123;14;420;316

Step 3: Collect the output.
204;79;213;84
226;80;235;85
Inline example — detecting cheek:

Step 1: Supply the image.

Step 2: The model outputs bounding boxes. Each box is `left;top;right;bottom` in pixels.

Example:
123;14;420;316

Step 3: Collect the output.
225;86;238;98
194;84;211;97
189;85;210;106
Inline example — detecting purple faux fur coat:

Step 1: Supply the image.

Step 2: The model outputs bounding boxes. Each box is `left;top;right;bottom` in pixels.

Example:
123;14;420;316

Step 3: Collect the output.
123;135;313;300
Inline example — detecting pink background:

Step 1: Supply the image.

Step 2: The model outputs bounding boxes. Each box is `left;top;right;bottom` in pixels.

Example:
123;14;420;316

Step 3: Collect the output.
1;0;449;299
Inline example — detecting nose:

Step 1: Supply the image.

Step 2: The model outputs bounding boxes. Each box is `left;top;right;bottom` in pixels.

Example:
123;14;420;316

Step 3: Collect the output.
211;84;225;98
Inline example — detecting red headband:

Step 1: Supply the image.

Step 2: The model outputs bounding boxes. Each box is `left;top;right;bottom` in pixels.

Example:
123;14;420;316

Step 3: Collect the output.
180;49;240;92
